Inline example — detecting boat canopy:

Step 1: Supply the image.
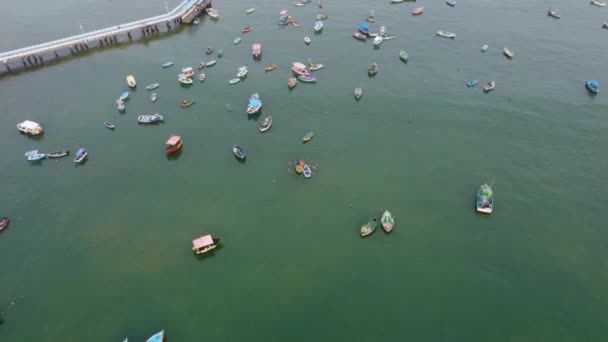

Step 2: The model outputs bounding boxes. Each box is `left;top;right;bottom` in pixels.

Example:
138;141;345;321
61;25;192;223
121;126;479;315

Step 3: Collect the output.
292;62;307;69
76;148;86;155
193;235;214;249
249;99;261;107
19;120;41;129
481;186;492;197
359;22;369;32
588;80;600;88
166;135;181;146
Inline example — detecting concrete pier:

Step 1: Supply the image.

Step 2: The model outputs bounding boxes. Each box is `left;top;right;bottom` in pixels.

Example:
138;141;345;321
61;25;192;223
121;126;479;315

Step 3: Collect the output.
0;0;211;74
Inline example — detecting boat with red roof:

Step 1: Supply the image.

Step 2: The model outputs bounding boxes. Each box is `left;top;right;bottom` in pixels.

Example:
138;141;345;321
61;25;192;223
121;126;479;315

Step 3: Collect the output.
165;135;183;155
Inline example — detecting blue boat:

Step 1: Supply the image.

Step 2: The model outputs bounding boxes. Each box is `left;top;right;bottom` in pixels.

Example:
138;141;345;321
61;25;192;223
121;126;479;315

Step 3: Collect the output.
247;93;262;115
119;91;129;101
162;62;174;68
466;80;478;87
358;22;369;35
146;330;164;342
73;148;88;164
586;80;600;94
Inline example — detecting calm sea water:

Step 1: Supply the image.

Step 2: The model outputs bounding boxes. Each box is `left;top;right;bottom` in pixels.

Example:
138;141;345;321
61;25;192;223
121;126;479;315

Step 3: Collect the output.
1;0;607;341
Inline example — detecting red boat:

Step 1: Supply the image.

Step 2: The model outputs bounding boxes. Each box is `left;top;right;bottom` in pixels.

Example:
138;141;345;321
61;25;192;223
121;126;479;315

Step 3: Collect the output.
252;43;262;59
0;217;9;233
242;26;252;33
165;135;183;155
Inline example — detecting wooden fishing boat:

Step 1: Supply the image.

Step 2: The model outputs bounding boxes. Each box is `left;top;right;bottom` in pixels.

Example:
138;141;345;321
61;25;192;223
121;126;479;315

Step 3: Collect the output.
242;26;252;33
368;63;378;76
304;36;311;45
476;184;493;214
400;50;408;62
291;62;309;76
47;150;69;158
178;77;193;85
288;77;297;89
25;150;46;162
150;92;157;102
146;330;165;342
193;235;222;255
138;113;164;124
360;217;378;237
503;47;514;58
484;80;496;93
247;93;263;115
447;0;456;7
126;75;136;88
229;78;241;85
252;43;262;59
119;91;129;101
436;30;456;38
199;73;206;82
232;145;246;160
233;37;242;45
265;64;277;72
0;217;9;233
466;81;478;87
298;74;316;83
381;210;394;233
180;99;195;108
246;7;255;14
206;47;213;55
412;7;424;15
548;8;560;18
259;116;272;132
314;21;323;32
354;87;362;101
162;61;174;68
481;44;488;52
198;61;205;70
104;121;115;129
586;80;600;94
17;120;43;135
302;132;314;142
165;135;183;155
145;83;159;90
206;7;219;20
73;148;88;164
303;164;312;178
591;0;607;6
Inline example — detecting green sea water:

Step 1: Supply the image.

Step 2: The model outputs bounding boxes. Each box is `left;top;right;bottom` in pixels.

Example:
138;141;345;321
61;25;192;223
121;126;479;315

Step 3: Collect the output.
1;0;607;341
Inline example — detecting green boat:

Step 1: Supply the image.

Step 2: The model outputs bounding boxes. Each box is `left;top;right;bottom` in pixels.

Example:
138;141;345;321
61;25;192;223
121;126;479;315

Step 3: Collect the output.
217;50;224;58
302;132;314;143
476;184;493;214
400;50;408;63
360;217;378;237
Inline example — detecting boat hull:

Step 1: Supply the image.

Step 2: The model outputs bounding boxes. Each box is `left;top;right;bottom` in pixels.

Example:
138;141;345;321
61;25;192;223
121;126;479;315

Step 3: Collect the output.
166;140;183;155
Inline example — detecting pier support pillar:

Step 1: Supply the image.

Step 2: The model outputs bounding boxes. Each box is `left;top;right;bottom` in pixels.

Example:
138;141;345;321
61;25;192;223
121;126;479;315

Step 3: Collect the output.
166;22;171;30
22;59;27;68
5;63;10;71
69;47;75;54
99;39;104;46
113;35;117;42
141;28;146;36
38;55;43;64
84;43;89;49
54;51;59;58
155;25;159;32
127;32;132;39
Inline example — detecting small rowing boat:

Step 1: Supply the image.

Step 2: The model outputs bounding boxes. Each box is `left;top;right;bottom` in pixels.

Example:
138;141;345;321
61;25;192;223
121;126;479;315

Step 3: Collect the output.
308;58;324;71
229;78;241;85
0;217;9;233
503;47;514;58
246;7;255;14
447;0;456;7
73;148;88;164
243;26;252;33
400;50;408;62
233;37;242;45
259;116;272;132
178;77;193;85
145;83;159;90
25;150;46;162
206;7;219;20
150;92;157;102
265;64;277;72
548;8;560;19
481;44;488;52
165;135;183;155
484;80;496;93
119;91;129;101
47;150;69;158
104;121;115;129
247;93;263;115
360;217;378;237
466;81;478;88
137;113;164;124
288;77;297;89
232;145;246;160
314;20;323;32
126;75;136;88
304;36;311;45
586;80;600;94
180;99;195;108
217;50;224;57
373;36;383;47
354;87;362;101
591;0;607;6
436;30;456;38
476;184;494;214
162;61;174;68
303;164;312;178
412;7;424;15
302;132;314;142
199;73;206;82
206;60;216;67
381;210;394;233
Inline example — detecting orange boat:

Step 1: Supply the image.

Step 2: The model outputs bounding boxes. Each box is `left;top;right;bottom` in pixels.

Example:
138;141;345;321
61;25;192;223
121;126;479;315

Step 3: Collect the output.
165;135;183;155
412;7;424;15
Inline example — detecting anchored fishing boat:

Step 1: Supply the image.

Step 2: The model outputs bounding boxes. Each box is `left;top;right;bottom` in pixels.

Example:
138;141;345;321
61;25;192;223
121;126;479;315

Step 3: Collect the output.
232;145;246;160
17;120;43;136
165;135;183;155
503;47;514;58
308;58;324;71
206;7;219;20
0;217;9;233
548;8;561;18
354;87;362;101
360;217;378;237
291;62;309;76
247;93;263;115
25;150;46;162
303;164;312;178
150;93;157;102
302;132;314;143
314;20;324;32
400;50;408;62
192;235;222;255
368;63;378;76
47;150;69;158
252;43;262;59
298;74;316;83
412;7;424;15
145;83;159;90
243;26;252;33
288;77;297;89
126;75;136;88
162;61;174;68
265;64;277;72
104;121;115;129
466;81;478;87
381;210;394;233
138;113;164;124
476;184;494;214
73;148;88;164
180;99;195;108
484;80;496;93
436;30;456;38
259;116;272;132
586;80;600;94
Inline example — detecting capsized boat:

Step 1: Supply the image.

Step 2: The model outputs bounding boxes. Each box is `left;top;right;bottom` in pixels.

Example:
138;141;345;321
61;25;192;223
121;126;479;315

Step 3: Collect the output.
503;47;514;58
0;217;9;233
586;80;600;94
259;116;272;132
47;150;69;158
436;30;456;38
548;8;560;18
354;87;362;101
303;164;312;178
138;113;164;124
288;77;297;89
126;75;136;88
73;148;87;164
232;145;246;160
302;132;314;143
252;43;262;58
466;80;478;87
104;121;115;129
180;99;195;108
17;120;43;135
484;80;496;93
146;330;165;342
476;184;494;214
145;83;159;90
368;63;378;76
400;50;408;62
162;61;174;68
412;7;424;15
381;210;394;233
233;37;242;45
192;235;222;255
298;74;316;83
165;135;183;155
314;21;323;32
247;93;263;115
265;64;277;72
360;217;378;237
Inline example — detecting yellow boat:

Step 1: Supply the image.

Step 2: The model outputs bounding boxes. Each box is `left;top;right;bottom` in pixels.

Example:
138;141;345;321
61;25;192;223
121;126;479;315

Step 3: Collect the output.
264;64;277;72
126;75;137;88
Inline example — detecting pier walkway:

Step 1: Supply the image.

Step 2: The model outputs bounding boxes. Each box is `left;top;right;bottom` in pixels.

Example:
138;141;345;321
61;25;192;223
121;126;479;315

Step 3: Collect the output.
0;0;211;72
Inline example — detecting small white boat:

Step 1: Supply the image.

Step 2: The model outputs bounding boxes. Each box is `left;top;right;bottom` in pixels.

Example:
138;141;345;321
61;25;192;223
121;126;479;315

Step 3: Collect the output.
126;75;136;88
25;150;46;162
304;36;311;45
206;60;216;67
145;83;159;90
178;77;193;85
481;44;488;52
314;21;323;32
150;93;157;102
199;73;206;82
379;26;386;36
73;148;88;164
104;121;115;129
119;91;129;101
373;36;383;46
206;7;220;20
137;113;164;124
116;99;125;111
436;31;456;39
303;164;312;178
229;78;241;85
17;120;43;135
591;0;607;6
237;68;248;78
503;47;514;58
259;116;272;132
193;17;200;25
